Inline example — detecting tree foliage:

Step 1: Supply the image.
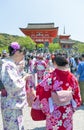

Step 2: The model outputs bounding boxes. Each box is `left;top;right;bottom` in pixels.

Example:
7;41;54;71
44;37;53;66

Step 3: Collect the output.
73;42;84;53
0;33;36;53
36;43;44;49
16;36;36;51
49;43;61;52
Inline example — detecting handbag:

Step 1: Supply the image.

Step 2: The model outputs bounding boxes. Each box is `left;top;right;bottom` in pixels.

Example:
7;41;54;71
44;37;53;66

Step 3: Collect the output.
51;90;73;106
31;97;46;121
31;108;46;121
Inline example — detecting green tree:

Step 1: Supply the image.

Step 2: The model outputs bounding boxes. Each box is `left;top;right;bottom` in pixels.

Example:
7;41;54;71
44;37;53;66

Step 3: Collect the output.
37;43;44;49
16;36;36;51
73;43;84;53
49;43;61;52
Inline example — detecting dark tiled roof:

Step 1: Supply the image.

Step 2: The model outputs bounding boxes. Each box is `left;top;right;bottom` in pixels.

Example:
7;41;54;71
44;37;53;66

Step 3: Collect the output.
27;23;57;29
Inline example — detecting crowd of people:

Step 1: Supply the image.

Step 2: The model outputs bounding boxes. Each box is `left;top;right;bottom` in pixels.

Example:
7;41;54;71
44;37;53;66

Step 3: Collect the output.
0;42;83;130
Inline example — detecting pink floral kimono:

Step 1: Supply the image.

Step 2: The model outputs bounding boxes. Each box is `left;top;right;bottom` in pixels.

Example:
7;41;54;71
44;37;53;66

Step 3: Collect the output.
36;68;81;130
34;59;47;83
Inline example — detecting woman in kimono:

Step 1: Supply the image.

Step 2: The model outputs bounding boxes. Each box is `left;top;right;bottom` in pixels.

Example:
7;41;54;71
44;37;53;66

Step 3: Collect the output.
36;54;81;130
34;54;47;84
1;42;29;130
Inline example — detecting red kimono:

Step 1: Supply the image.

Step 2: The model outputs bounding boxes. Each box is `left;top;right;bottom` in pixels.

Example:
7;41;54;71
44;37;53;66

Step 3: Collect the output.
36;68;81;130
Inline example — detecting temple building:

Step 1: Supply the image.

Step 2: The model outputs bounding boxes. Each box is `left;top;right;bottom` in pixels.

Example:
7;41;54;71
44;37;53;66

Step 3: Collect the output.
20;23;75;49
19;23;58;44
59;34;75;49
59;27;75;49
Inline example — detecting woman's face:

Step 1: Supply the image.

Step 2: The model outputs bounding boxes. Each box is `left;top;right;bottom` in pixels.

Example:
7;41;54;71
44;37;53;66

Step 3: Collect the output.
15;51;24;63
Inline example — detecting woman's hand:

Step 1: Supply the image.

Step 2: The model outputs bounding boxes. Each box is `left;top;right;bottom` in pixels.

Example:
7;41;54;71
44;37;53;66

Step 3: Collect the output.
23;73;32;81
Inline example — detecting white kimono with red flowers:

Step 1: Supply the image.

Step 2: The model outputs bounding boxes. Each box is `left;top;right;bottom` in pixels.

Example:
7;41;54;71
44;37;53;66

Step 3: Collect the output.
36;68;81;130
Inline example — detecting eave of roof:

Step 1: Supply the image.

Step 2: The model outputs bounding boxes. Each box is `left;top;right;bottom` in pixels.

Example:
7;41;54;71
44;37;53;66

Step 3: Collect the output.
19;27;58;30
60;39;75;44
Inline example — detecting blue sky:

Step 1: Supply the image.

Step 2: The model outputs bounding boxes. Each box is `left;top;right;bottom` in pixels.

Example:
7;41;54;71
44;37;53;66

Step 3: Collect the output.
0;0;84;42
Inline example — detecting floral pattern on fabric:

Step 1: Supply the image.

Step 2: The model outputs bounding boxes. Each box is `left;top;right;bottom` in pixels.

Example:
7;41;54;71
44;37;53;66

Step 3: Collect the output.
36;68;81;130
1;108;24;130
1;59;27;109
1;59;27;130
34;60;47;83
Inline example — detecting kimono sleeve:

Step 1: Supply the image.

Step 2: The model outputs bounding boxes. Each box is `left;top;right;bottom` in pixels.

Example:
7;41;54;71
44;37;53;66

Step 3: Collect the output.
1;62;26;95
36;76;52;115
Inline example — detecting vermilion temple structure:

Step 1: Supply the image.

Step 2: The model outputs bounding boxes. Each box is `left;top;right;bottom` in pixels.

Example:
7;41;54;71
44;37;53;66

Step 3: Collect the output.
20;23;75;49
59;34;75;48
19;23;58;44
